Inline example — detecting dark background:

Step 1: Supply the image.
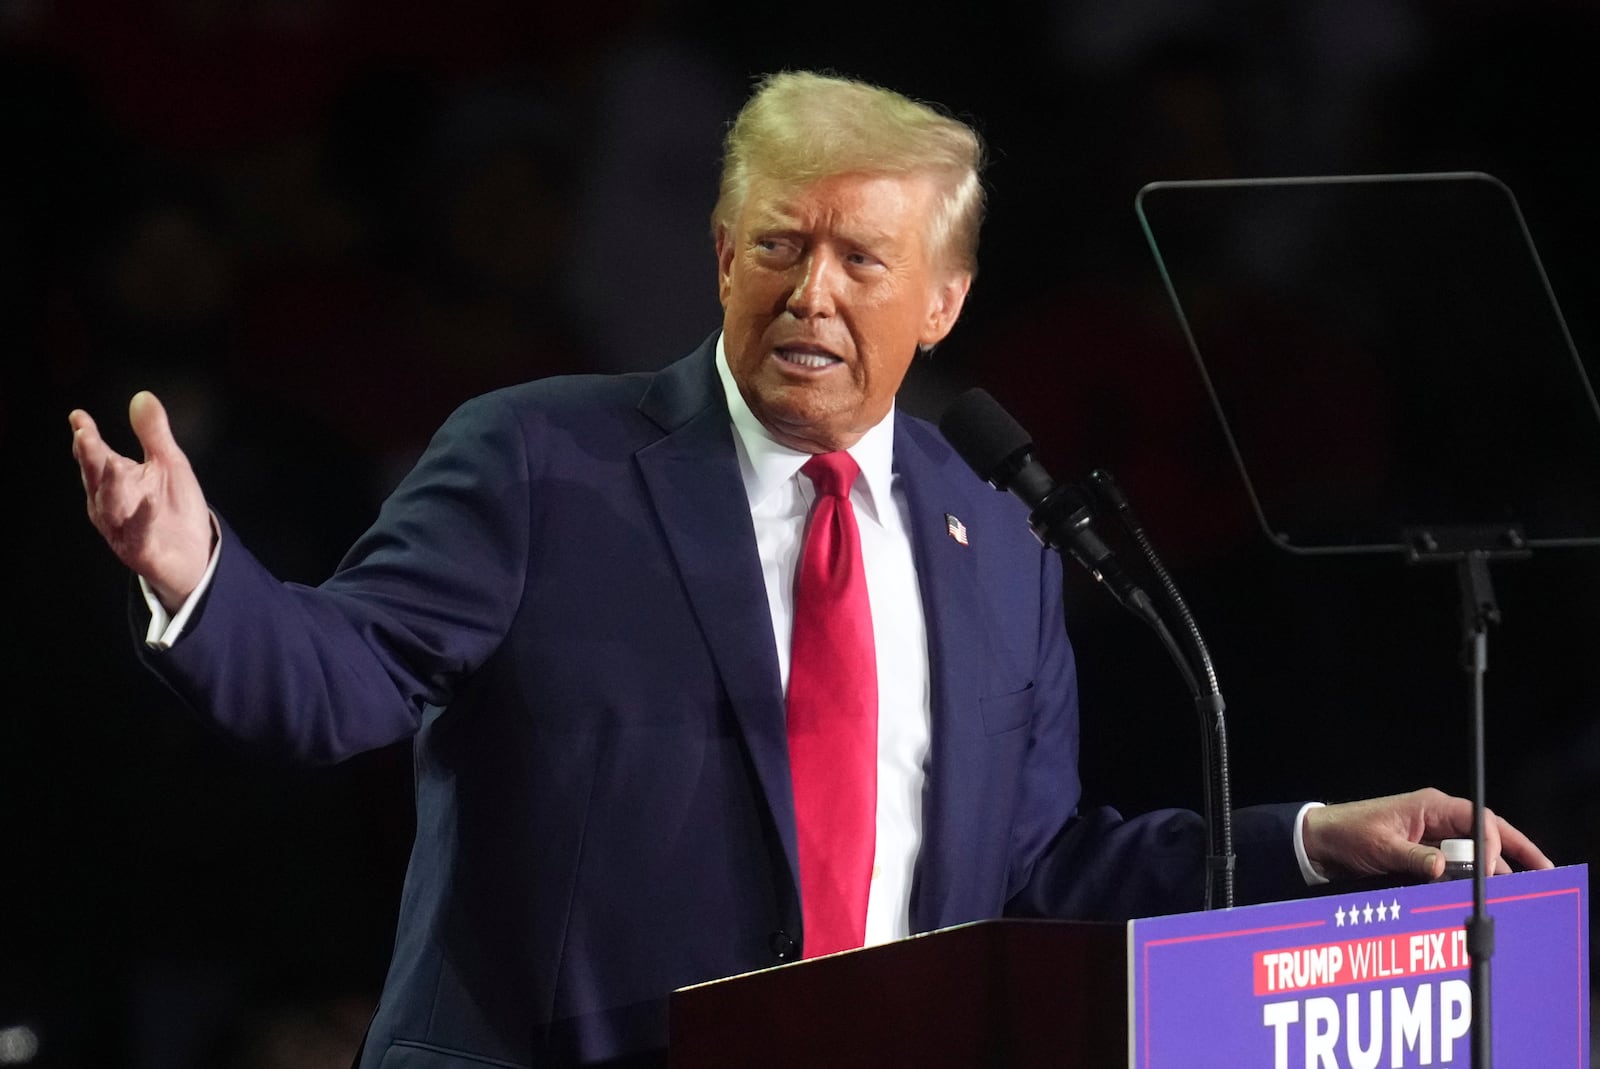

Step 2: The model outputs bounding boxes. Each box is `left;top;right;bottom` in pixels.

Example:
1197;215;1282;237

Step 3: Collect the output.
6;1;1600;1065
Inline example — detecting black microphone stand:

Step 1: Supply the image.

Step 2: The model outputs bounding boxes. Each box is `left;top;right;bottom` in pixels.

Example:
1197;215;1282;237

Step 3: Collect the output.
1018;473;1236;909
937;388;1237;910
1085;470;1236;911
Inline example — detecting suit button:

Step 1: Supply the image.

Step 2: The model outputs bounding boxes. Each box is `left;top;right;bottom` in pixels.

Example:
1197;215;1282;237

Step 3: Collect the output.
769;930;798;962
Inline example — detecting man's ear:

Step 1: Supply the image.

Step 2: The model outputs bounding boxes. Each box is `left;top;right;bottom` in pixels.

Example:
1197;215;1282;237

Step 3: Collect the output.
715;226;734;308
920;273;973;348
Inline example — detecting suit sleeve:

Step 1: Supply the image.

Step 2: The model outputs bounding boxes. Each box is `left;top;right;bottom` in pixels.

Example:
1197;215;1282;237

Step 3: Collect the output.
138;391;532;764
1004;551;1307;921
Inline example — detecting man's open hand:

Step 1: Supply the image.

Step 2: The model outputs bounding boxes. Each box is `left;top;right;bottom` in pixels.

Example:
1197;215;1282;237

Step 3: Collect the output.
70;391;213;612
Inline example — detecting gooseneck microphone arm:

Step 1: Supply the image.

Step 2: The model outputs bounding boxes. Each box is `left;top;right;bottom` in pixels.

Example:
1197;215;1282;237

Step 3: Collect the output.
1085;469;1235;911
940;388;1236;910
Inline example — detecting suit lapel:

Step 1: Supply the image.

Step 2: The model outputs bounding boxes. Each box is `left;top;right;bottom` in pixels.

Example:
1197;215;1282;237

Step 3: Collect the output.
632;353;1010;931
634;341;800;898
895;418;998;932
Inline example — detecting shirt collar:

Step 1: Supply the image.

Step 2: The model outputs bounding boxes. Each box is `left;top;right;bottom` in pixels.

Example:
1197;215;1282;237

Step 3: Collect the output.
715;333;895;526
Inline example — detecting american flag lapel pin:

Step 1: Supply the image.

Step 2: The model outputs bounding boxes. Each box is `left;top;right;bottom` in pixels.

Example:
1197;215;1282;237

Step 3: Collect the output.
944;513;969;546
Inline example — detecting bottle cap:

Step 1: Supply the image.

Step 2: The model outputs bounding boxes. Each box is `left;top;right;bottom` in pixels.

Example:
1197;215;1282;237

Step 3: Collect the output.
1441;838;1475;864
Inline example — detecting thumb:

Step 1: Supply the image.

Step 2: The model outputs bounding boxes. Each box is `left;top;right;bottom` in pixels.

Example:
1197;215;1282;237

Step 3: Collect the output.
128;391;182;463
1405;843;1445;882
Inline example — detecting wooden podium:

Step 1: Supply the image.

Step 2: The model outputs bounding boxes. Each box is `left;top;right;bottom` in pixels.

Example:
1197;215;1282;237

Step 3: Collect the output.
670;866;1588;1069
669;919;1125;1068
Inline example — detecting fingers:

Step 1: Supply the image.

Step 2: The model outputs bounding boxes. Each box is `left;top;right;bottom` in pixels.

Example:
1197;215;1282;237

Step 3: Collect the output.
1405;842;1445;882
128;391;181;464
69;394;176;530
70;393;187;509
1314;787;1555;886
1481;809;1504;872
1421;795;1552;875
67;407;97;438
1493;813;1554;871
70;393;214;607
69;408;118;499
1428;798;1552;873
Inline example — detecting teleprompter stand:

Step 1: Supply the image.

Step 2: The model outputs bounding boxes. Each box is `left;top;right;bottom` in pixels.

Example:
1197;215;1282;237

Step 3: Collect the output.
1136;172;1600;1068
1405;525;1530;1069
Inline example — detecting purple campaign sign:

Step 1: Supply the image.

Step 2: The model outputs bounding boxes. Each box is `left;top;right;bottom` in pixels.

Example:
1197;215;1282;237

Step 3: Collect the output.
1129;864;1588;1068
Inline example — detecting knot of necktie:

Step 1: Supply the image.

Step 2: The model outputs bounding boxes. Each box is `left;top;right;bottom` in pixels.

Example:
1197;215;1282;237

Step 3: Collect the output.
802;451;860;500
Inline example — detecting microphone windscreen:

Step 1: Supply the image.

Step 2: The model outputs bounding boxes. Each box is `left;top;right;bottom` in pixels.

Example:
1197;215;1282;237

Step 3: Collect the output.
939;388;1033;484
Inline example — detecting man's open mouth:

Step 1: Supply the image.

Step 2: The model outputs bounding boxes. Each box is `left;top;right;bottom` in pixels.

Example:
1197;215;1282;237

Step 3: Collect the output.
775;346;842;369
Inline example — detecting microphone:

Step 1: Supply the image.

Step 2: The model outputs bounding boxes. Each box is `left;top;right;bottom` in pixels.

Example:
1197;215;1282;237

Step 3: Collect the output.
939;388;1148;614
942;387;1238;910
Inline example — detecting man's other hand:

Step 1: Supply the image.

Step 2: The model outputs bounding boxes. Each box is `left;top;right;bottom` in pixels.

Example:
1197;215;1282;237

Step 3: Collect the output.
70;392;214;613
1303;787;1554;883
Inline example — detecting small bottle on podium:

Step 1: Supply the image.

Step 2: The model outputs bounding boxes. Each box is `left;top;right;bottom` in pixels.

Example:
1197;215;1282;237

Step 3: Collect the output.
1436;838;1475;881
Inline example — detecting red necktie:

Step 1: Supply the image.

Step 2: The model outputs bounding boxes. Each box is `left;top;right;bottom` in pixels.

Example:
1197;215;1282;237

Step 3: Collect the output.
787;452;878;958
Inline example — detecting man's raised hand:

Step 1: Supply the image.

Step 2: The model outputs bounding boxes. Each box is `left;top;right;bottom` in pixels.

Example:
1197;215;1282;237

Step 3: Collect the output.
70;392;214;613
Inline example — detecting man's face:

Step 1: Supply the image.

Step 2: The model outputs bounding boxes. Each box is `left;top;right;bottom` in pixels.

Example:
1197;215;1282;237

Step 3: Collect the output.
717;172;971;454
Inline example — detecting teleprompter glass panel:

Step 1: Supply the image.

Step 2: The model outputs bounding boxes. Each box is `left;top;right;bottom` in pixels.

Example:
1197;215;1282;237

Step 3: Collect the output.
1137;173;1600;555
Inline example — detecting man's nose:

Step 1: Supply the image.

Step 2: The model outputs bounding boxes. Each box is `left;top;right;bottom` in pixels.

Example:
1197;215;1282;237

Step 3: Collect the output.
786;252;838;318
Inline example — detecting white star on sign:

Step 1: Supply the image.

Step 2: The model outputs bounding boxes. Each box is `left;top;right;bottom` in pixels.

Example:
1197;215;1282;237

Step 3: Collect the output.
1335;906;1346;926
1376;902;1390;922
1363;902;1375;924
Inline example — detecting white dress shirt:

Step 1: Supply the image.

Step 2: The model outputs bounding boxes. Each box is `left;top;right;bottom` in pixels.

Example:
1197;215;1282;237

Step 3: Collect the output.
714;337;931;945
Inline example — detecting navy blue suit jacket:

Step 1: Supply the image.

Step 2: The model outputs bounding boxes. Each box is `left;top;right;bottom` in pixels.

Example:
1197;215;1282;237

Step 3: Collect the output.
144;337;1303;1068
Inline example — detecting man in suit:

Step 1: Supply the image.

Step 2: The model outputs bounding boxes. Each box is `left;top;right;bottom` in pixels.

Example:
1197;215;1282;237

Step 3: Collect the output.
69;72;1549;1068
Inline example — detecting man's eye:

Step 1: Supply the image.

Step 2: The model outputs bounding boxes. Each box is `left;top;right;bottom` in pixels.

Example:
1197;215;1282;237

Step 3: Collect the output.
755;238;800;263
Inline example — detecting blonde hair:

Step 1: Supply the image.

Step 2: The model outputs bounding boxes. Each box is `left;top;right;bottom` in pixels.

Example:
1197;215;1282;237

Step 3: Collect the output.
713;71;986;275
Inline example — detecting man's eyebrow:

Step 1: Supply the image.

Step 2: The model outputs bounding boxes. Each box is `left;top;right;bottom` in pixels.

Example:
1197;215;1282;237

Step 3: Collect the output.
749;206;802;230
746;208;900;251
842;223;897;247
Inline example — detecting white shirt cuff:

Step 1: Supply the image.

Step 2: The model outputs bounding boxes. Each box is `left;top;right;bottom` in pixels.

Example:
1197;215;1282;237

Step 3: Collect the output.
141;517;223;651
1293;800;1330;886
